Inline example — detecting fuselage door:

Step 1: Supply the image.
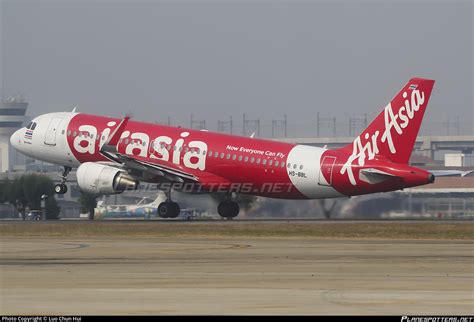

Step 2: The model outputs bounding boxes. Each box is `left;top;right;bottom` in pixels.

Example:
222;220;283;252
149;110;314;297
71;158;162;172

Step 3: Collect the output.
44;117;63;146
318;156;336;186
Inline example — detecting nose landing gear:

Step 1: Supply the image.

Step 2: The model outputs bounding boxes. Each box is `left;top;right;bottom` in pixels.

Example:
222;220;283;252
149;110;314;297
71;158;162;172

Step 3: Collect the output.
54;166;72;195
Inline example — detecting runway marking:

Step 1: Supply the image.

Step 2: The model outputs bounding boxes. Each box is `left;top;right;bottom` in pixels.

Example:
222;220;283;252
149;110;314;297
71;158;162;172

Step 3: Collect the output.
0;241;90;255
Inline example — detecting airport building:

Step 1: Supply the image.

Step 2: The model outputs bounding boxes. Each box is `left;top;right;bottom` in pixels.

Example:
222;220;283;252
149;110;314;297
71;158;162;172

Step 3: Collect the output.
0;96;28;173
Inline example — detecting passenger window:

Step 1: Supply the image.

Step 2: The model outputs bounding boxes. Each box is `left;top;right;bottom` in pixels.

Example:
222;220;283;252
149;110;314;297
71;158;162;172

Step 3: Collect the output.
263;159;267;165
203;150;206;155
220;153;224;158
238;155;243;161
232;155;237;160
275;161;279;167
208;151;212;156
250;157;255;163
226;154;231;159
73;131;77;137
281;162;285;168
244;156;249;162
67;130;71;136
293;164;297;169
287;163;291;168
214;152;219;158
300;165;303;170
269;160;273;166
256;158;261;164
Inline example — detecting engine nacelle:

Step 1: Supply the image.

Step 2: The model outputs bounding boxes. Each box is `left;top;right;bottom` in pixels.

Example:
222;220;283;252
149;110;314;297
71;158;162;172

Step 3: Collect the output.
77;162;138;195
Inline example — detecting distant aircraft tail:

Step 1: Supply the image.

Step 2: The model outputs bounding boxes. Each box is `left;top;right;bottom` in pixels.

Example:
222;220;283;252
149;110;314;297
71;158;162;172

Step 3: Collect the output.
341;78;435;164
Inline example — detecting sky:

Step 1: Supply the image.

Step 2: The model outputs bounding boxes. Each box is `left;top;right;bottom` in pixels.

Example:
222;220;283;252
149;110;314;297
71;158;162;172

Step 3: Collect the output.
1;0;472;137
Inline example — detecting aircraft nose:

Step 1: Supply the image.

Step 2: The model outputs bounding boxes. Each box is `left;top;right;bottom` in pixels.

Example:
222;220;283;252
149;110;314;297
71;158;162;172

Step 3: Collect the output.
10;129;22;150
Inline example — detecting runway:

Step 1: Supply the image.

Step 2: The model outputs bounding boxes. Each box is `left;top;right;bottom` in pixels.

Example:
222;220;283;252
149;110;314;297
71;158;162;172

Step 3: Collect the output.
1;236;473;315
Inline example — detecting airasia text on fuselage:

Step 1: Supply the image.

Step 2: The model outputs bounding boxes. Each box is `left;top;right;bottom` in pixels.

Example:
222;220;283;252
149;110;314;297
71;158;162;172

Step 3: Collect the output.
70;121;208;171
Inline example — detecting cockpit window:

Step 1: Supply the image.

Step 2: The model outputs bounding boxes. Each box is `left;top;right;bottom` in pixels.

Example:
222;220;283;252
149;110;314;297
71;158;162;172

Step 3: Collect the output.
31;122;37;130
26;122;33;129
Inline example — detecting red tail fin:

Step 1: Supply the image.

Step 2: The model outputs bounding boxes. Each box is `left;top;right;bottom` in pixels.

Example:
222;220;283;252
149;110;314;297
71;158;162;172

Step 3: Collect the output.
342;78;435;164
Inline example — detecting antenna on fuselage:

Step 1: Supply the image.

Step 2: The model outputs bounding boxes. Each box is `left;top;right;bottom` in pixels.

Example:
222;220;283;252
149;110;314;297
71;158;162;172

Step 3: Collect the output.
71;106;77;113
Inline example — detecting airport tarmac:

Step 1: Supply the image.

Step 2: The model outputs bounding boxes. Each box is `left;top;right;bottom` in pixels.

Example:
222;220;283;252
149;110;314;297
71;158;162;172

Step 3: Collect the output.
1;234;473;315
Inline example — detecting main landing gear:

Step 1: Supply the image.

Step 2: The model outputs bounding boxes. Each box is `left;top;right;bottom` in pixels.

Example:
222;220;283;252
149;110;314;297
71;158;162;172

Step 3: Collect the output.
218;200;240;219
158;189;180;219
157;190;241;220
54;166;71;195
158;201;180;219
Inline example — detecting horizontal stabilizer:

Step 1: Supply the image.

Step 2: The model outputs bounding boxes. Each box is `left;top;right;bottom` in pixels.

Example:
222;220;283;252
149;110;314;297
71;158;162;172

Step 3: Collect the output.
429;170;473;177
359;168;398;184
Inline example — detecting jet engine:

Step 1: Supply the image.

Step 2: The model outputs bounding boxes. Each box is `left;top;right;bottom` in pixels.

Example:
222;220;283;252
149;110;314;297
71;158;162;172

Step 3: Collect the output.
77;162;138;195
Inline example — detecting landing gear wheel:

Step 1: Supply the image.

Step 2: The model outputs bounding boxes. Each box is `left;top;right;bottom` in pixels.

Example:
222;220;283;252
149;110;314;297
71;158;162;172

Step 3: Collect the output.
54;183;68;195
218;200;240;219
55;166;71;195
158;202;180;219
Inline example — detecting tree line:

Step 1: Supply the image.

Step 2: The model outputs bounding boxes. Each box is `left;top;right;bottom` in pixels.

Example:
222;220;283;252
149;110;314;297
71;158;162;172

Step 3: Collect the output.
0;173;60;219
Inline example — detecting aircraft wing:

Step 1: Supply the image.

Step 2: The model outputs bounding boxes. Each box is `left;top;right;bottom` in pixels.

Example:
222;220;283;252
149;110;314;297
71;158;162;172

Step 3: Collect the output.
99;116;199;184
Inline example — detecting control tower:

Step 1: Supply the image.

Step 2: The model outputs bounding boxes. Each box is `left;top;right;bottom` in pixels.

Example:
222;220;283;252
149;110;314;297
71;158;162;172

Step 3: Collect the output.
0;95;28;172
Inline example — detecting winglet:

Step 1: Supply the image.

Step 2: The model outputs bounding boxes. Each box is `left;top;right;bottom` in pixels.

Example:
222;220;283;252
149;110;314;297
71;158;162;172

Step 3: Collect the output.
100;115;130;153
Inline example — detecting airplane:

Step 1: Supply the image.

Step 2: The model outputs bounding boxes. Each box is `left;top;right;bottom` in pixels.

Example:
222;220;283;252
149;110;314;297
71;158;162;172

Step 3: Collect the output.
10;77;452;219
94;194;165;219
93;193;206;220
